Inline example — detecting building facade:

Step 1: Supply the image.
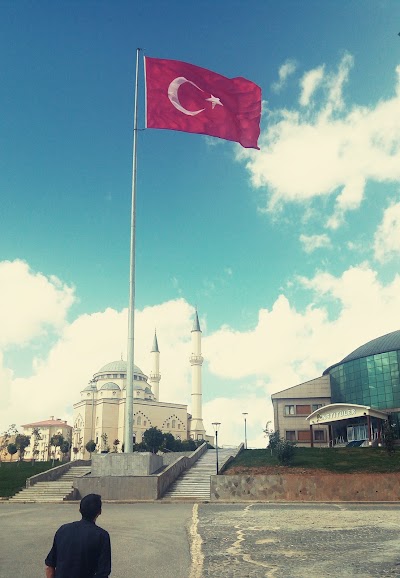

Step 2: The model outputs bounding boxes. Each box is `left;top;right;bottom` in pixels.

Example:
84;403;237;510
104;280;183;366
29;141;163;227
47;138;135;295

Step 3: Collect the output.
272;330;400;447
21;418;72;461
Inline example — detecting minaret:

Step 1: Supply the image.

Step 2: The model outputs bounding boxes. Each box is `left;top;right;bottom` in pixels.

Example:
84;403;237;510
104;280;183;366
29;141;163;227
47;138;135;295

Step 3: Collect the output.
148;331;161;401
190;310;206;439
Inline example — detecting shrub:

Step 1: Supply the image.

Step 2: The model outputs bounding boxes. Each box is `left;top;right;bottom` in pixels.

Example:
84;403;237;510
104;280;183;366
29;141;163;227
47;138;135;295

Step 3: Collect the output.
275;440;296;465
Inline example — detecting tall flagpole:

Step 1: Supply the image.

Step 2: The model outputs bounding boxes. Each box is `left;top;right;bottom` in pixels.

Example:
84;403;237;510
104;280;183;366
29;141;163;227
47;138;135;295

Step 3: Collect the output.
124;47;141;453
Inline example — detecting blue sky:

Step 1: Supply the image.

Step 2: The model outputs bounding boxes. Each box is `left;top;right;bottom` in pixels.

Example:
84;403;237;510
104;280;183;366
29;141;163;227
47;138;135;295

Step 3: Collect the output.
1;1;400;446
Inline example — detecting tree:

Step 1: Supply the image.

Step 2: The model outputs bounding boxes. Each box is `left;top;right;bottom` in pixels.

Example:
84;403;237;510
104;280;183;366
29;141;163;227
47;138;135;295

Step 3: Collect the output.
181;439;197;451
162;433;177;452
267;430;296;466
60;441;71;461
31;427;42;465
142;427;164;453
72;446;80;460
85;440;96;456
112;439;120;453
267;430;281;456
7;443;17;461
382;419;397;455
263;421;275;452
100;433;110;453
15;434;31;463
0;424;18;467
275;439;296;465
50;434;64;466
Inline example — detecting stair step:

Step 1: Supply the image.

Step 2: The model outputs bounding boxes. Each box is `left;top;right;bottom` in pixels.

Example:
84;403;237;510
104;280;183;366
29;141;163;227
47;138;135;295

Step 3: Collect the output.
9;466;91;502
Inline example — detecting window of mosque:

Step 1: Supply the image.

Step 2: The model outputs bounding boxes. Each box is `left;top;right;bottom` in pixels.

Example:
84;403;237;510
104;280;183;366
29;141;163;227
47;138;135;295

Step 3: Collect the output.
143;421;147;426
167;422;170;428
172;420;176;428
137;416;142;425
178;424;181;429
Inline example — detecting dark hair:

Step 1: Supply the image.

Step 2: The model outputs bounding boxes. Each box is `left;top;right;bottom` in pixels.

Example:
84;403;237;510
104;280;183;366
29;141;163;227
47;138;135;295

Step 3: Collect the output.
80;494;102;521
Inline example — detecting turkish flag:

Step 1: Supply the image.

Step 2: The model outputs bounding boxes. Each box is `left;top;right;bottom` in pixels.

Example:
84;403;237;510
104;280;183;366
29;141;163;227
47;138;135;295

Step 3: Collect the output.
145;57;261;149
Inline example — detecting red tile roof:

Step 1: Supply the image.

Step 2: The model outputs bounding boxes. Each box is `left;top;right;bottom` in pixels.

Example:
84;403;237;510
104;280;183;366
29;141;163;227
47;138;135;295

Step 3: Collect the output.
21;419;72;428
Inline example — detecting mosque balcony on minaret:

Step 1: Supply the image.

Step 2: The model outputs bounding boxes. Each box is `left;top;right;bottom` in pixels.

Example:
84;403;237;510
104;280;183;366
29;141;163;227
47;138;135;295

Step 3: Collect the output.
190;354;204;366
149;372;161;381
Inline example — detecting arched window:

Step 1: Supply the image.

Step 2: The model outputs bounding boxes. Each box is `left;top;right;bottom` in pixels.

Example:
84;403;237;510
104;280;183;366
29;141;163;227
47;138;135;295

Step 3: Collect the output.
137;416;142;425
172;420;176;428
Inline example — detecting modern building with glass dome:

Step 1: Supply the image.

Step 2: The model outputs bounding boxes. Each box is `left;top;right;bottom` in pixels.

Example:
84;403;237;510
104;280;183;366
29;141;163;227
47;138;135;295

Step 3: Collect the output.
272;330;400;447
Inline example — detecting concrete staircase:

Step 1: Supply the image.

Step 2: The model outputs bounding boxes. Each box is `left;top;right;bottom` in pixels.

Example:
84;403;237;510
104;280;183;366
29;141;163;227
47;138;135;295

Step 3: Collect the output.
10;465;91;503
162;448;233;501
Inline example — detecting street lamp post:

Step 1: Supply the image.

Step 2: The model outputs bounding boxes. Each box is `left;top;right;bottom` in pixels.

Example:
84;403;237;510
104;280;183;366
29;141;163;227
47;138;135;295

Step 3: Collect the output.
242;412;248;449
212;422;221;474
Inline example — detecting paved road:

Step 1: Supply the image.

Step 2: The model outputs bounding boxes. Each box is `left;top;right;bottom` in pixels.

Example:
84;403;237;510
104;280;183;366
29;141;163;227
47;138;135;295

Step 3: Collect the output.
1;502;400;577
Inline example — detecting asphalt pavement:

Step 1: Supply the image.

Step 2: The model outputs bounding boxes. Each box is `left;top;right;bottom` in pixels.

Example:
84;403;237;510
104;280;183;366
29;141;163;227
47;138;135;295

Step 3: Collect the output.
1;502;400;577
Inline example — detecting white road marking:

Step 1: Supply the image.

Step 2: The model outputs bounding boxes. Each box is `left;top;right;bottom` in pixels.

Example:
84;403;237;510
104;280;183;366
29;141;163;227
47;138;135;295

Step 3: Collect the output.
189;503;204;578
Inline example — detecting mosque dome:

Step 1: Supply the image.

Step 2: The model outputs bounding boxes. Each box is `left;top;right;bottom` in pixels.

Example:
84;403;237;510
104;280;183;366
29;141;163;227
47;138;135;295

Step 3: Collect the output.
324;329;400;374
93;360;148;384
97;360;144;375
99;381;120;391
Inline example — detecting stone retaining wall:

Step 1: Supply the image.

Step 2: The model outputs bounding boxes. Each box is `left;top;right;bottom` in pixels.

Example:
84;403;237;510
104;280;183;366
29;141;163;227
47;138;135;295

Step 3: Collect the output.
72;443;208;501
92;452;163;476
26;460;90;488
211;473;400;502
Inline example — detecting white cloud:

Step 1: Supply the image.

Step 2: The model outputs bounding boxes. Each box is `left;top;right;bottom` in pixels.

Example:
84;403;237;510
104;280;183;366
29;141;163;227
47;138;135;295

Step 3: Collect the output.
373;201;400;262
299;233;331;253
3;260;400;447
238;55;400;227
203;263;400;432
0;288;196;434
0;260;75;347
299;65;325;106
272;60;297;93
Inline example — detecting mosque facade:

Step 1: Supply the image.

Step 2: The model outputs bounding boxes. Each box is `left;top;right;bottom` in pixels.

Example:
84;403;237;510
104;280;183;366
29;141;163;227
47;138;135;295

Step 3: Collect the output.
73;312;208;458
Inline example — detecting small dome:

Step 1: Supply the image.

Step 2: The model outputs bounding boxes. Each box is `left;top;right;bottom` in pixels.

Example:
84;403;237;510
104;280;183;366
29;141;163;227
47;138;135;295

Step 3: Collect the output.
99;381;120;391
82;383;97;393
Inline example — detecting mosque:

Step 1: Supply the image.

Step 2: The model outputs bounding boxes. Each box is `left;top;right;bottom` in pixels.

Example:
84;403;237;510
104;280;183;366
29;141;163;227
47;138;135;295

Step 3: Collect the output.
73;311;209;458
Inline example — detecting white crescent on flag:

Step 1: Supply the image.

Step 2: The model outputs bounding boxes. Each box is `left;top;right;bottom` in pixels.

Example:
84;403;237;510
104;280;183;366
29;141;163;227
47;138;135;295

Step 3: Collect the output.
168;77;205;116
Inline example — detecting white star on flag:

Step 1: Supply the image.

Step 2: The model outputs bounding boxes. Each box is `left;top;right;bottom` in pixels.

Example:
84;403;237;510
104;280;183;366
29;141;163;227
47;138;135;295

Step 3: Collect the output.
206;95;223;109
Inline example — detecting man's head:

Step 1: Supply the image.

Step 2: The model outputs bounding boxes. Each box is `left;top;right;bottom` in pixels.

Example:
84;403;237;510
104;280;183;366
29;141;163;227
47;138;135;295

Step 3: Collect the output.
79;494;102;522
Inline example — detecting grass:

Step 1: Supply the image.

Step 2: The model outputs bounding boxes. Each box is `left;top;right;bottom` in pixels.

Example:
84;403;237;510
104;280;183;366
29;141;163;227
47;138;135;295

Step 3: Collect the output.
0;461;56;497
224;447;400;474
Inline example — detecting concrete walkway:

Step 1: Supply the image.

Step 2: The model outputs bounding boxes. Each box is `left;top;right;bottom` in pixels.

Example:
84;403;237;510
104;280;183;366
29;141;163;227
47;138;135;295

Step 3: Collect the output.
2;502;400;577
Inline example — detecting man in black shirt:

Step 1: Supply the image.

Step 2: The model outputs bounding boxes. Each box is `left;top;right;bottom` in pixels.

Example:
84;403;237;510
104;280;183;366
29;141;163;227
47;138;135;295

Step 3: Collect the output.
45;493;111;578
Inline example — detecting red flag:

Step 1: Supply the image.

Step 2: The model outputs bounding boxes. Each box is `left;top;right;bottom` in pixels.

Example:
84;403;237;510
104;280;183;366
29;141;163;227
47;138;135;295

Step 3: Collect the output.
145;57;261;149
